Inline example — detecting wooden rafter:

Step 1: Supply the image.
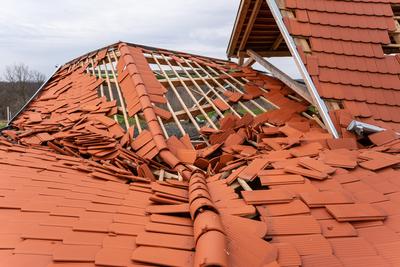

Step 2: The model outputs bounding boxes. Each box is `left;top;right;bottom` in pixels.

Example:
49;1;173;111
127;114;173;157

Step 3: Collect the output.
214;66;277;111
183;60;241;117
151;53;202;131
238;0;263;55
101;58;118;122
173;103;215;120
173;57;225;118
161;54;218;129
106;53;133;131
270;34;283;50
243;57;256;67
247;49;313;105
227;0;253;57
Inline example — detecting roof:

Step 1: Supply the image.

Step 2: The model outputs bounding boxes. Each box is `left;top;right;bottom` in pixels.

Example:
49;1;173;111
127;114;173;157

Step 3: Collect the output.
1;41;400;266
228;0;400;132
227;0;289;57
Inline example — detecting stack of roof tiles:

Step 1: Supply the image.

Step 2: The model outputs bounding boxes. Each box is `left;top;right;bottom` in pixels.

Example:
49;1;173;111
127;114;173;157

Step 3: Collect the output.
0;42;399;266
282;0;400;131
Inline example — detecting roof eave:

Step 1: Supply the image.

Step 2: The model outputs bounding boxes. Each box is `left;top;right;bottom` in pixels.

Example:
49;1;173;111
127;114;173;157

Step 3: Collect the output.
227;0;251;58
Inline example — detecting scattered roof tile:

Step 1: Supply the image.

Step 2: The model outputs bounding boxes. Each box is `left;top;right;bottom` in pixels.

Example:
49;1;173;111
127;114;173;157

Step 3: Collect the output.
1;40;400;267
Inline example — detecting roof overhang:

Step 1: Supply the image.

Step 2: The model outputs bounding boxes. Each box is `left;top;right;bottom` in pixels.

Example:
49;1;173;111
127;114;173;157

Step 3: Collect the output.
227;0;290;58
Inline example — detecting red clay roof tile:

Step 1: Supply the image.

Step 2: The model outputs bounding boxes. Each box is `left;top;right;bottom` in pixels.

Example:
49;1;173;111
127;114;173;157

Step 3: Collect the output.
131;246;194;266
257;199;310;217
284;165;328;180
266;215;321;235
300;191;354;207
259;174;305;186
242;189;294;205
53;244;101;262
3;40;400;266
326;203;387;221
301;254;343;267
238;157;270;181
272;234;332;256
280;0;400;127
136;232;194;250
319;219;357;238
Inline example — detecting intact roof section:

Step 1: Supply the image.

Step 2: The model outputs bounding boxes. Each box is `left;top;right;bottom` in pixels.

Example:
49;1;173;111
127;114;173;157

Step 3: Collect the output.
282;0;400;131
228;0;400;131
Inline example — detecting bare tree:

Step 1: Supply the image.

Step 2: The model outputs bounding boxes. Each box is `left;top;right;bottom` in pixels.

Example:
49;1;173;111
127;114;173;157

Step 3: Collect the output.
4;64;30;83
30;70;46;84
3;63;46;103
0;64;46;120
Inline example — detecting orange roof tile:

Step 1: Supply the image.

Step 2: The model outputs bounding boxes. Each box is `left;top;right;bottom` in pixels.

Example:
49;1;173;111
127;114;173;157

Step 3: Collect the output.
1;40;400;266
282;0;400;130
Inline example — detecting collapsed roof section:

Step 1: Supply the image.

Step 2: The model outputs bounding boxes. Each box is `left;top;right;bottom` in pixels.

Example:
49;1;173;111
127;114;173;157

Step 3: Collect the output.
228;0;400;133
0;41;322;266
5;41;312;181
1;41;400;266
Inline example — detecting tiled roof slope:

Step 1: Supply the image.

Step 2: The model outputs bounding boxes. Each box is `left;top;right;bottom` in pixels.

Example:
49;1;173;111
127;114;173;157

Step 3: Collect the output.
282;0;400;131
2;115;400;266
1;42;400;266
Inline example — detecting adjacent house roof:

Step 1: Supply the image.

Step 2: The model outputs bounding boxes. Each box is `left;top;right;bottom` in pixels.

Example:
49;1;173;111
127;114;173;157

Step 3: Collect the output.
1;41;400;266
228;0;400;132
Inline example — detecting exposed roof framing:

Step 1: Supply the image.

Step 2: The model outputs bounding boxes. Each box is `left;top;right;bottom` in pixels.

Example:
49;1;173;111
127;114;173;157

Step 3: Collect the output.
1;40;400;266
227;0;290;58
247;49;311;104
6;41;310;173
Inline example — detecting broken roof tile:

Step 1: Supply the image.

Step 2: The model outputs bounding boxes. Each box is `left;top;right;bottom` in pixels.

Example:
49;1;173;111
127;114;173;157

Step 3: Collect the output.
2;39;400;267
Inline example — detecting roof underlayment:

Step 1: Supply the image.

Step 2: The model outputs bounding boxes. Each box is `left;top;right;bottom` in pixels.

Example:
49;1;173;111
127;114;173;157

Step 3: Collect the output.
0;20;399;267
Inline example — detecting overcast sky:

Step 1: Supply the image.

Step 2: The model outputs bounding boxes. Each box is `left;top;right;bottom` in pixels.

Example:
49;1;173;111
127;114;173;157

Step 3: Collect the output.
0;0;299;79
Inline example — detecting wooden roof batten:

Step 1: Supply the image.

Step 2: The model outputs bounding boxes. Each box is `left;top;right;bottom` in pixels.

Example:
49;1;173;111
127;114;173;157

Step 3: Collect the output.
227;0;340;138
246;49;312;104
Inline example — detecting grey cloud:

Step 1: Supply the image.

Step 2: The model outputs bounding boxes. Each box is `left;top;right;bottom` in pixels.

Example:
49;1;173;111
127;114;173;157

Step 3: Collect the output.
0;0;299;78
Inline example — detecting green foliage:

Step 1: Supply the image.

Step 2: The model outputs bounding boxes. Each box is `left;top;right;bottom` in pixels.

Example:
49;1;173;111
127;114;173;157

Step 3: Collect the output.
116;115;140;126
307;106;318;114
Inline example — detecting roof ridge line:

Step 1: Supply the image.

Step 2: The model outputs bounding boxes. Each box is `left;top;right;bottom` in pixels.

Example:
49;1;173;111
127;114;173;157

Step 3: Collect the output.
189;170;228;266
118;43;191;179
